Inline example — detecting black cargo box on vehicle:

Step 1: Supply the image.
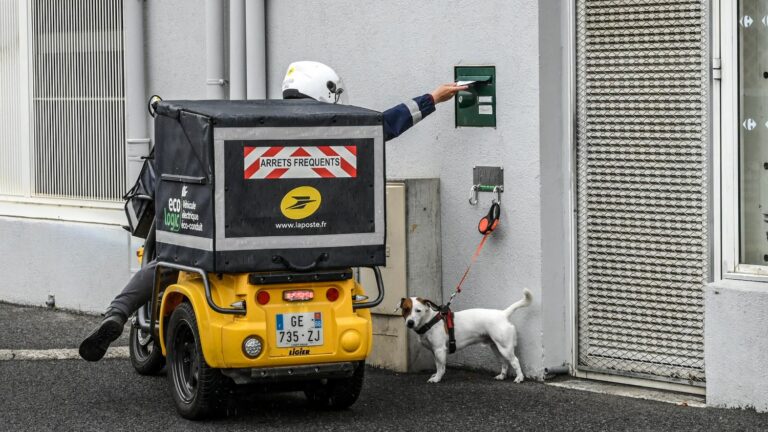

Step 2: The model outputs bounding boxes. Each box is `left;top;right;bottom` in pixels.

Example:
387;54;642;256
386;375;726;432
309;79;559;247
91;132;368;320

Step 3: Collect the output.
153;99;385;273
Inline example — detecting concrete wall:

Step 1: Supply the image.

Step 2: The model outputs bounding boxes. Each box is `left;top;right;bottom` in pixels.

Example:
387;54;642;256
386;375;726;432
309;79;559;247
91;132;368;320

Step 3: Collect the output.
0;217;132;312
538;0;572;374
144;0;214;134
705;280;768;412
267;0;545;377
145;0;209;101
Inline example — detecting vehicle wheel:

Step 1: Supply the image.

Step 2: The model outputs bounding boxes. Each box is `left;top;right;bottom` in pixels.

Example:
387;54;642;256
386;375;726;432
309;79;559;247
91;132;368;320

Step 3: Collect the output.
128;321;165;375
304;361;365;410
166;302;229;419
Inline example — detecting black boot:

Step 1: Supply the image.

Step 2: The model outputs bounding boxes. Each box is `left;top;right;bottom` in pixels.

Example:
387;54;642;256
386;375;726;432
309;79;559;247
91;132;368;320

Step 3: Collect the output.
79;310;127;362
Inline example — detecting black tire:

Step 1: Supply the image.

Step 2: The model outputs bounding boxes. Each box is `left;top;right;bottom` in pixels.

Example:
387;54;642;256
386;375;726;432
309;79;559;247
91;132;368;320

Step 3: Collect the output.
128;321;165;375
304;361;365;410
129;224;165;375
166;302;229;420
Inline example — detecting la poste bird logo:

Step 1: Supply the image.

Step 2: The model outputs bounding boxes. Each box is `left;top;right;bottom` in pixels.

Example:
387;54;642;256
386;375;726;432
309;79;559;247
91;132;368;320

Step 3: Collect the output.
280;186;322;220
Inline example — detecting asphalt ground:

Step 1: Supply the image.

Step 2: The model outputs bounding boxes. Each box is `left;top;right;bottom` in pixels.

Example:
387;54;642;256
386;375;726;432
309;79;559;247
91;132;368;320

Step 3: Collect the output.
2;302;768;431
0;302;129;350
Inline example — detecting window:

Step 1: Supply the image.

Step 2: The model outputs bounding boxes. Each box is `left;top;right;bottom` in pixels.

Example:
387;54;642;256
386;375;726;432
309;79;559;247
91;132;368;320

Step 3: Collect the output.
0;0;125;205
720;0;768;277
738;0;768;266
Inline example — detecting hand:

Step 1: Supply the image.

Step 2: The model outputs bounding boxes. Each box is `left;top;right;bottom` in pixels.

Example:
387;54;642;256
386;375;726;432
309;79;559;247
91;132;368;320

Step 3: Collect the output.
430;83;468;104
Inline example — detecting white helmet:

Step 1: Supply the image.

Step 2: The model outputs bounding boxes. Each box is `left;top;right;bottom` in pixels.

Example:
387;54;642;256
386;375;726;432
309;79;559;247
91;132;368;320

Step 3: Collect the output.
281;61;348;104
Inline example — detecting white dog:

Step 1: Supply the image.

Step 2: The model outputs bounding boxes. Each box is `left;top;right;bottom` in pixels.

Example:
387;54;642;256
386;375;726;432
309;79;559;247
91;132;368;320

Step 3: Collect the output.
399;288;532;383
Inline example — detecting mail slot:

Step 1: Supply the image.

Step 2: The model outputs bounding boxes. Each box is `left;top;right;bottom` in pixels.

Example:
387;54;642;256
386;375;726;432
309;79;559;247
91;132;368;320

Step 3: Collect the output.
455;65;496;128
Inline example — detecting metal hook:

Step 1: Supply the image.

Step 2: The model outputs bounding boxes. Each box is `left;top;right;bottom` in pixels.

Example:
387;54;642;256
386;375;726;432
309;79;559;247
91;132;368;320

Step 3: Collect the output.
469;185;479;205
492;185;503;205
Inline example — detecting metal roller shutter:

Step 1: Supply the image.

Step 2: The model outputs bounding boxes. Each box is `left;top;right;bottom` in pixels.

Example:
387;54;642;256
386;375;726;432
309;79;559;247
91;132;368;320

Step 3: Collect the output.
576;0;709;385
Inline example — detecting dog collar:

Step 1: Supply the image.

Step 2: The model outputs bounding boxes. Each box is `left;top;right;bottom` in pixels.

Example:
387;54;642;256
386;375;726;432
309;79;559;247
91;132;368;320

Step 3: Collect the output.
414;306;457;354
415;313;444;335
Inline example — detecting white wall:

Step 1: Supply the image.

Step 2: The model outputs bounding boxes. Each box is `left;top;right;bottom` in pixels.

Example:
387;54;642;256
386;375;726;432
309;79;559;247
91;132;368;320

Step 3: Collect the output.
0;0;563;379
140;0;555;377
267;0;545;377
705;280;768;412
0;217;131;312
145;0;210;102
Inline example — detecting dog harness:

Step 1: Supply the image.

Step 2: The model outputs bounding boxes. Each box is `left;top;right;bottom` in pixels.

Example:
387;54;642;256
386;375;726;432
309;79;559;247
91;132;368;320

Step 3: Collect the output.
415;305;457;354
414;200;502;355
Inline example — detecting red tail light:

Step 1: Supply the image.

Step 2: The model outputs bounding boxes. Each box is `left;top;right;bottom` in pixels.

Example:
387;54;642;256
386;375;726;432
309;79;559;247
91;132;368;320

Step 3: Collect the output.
326;287;339;302
256;291;270;305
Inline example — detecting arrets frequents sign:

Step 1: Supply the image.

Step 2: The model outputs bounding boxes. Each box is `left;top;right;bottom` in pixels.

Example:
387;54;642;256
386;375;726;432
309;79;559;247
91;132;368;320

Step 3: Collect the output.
243;145;358;180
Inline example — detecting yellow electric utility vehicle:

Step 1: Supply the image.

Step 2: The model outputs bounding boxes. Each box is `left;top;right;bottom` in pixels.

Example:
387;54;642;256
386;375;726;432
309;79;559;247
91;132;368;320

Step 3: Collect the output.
125;99;386;419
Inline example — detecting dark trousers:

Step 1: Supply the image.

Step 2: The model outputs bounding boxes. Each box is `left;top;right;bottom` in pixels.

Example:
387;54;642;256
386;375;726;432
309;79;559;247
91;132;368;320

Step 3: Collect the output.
108;260;157;318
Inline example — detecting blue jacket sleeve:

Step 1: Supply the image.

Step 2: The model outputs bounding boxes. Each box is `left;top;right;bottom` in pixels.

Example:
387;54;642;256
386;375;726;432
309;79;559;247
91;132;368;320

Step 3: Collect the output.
382;94;436;142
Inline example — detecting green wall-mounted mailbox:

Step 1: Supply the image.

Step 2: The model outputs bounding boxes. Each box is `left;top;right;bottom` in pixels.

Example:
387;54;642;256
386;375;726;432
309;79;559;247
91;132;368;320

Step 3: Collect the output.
454;65;496;128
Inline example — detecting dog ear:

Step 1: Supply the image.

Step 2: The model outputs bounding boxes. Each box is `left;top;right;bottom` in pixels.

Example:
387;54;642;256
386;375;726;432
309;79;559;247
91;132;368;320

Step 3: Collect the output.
423;299;440;311
398;298;413;318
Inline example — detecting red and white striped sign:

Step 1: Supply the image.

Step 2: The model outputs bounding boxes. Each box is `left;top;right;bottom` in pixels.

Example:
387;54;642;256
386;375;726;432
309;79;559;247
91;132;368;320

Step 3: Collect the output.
243;145;357;180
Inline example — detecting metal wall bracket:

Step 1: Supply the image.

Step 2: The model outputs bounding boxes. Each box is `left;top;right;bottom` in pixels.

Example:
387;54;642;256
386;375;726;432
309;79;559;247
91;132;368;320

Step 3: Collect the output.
206;78;229;86
712;57;722;80
469;166;504;205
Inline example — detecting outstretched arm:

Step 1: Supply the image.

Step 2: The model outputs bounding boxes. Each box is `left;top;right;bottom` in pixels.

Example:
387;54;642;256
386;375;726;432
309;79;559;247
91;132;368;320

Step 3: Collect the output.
382;83;467;141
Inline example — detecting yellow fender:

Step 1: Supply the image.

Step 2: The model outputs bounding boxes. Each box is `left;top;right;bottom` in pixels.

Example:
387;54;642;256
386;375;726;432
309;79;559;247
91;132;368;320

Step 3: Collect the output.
158;277;231;368
158;272;373;369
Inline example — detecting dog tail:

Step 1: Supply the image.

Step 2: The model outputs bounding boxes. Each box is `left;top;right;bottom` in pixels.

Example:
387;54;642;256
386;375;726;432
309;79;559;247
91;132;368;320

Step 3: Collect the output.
503;288;532;319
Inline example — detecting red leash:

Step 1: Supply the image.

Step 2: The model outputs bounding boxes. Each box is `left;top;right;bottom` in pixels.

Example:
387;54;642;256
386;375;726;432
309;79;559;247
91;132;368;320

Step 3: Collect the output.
453;231;491;296
446;202;500;306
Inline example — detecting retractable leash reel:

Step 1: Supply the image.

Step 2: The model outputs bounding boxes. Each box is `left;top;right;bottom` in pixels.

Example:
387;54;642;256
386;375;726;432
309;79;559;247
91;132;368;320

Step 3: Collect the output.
478;202;500;235
473;184;502;234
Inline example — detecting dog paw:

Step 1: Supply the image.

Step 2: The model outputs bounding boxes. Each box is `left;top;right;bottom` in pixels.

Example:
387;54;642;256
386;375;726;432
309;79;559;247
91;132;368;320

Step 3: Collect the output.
513;375;524;383
494;373;506;381
427;375;442;384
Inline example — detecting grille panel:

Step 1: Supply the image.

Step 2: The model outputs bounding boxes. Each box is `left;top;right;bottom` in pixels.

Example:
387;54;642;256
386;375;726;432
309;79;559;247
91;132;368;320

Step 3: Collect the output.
0;0;23;196
576;0;708;384
30;0;125;201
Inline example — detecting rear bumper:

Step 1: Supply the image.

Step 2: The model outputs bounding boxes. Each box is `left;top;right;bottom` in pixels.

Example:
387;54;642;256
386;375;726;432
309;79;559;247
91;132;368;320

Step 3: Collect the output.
160;275;374;368
220;361;357;385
